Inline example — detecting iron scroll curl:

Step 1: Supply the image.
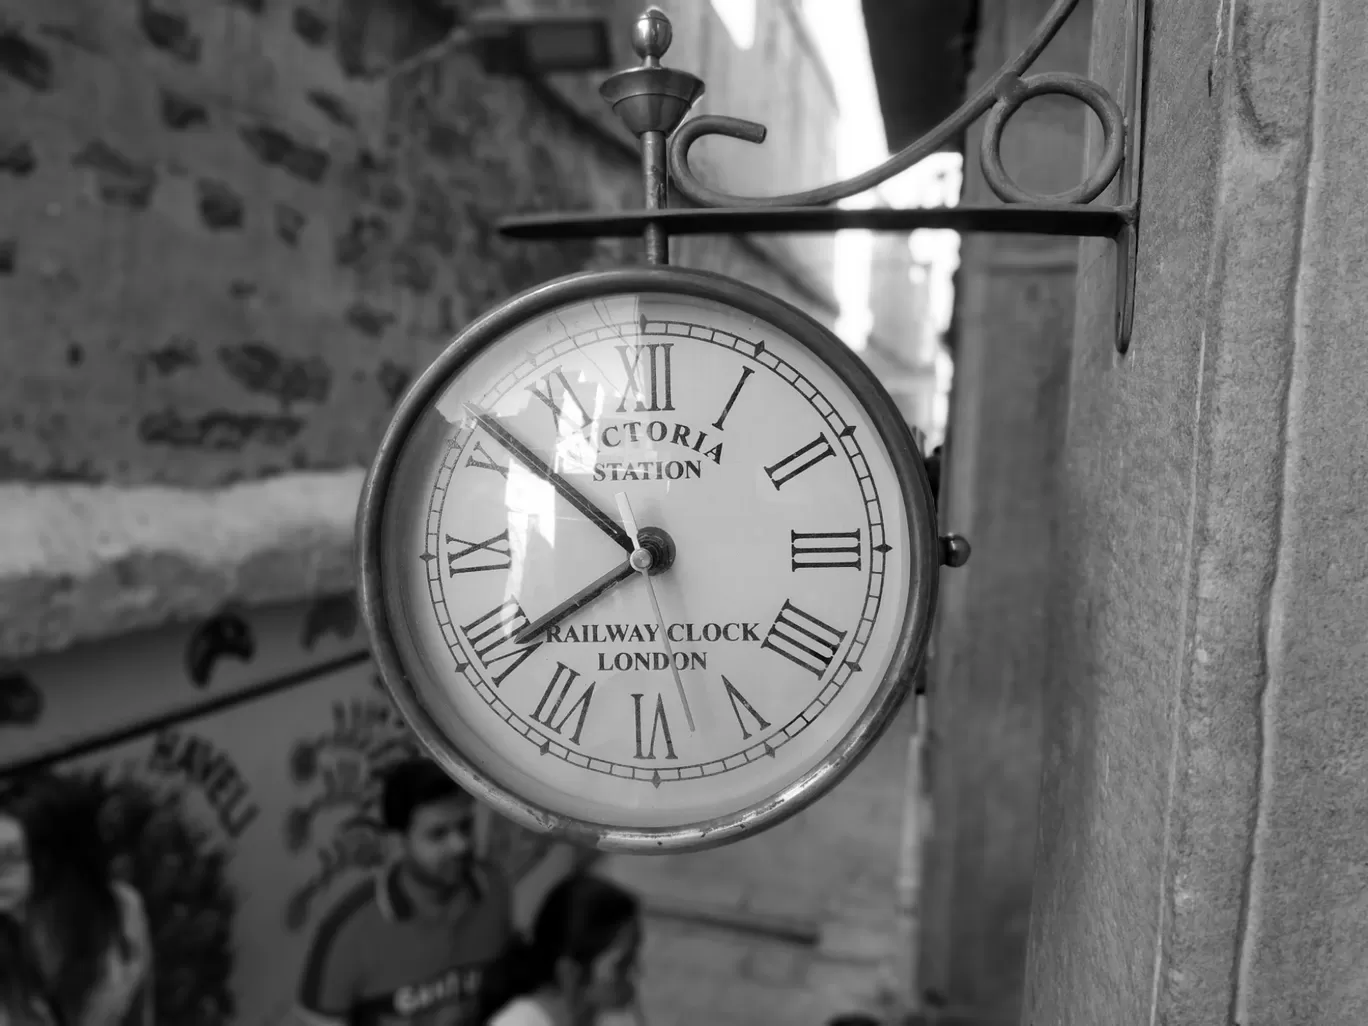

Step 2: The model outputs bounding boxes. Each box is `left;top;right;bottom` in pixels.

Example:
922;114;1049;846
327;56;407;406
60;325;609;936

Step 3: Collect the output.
498;0;1145;352
667;0;1124;209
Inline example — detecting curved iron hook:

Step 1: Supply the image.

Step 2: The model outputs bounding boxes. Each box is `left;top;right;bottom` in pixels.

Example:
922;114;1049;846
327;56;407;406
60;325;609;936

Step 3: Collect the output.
668;0;1124;209
980;72;1124;204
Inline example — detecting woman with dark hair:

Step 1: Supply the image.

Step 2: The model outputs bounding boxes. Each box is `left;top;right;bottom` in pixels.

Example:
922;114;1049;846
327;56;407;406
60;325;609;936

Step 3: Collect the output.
0;884;57;1026
487;874;642;1026
0;774;152;1026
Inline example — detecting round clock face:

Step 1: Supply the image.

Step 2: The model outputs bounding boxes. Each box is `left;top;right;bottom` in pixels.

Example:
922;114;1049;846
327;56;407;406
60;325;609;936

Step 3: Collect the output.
361;269;936;850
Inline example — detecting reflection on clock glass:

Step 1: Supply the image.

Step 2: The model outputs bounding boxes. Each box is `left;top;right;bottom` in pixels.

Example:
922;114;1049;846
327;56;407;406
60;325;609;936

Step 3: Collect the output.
379;289;918;830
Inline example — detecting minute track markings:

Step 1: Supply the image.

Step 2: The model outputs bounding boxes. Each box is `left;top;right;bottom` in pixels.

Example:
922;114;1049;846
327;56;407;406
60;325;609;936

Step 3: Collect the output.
428;313;892;779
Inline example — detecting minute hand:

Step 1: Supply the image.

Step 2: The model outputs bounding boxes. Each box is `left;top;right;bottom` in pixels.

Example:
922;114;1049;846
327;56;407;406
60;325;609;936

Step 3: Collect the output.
464;404;634;554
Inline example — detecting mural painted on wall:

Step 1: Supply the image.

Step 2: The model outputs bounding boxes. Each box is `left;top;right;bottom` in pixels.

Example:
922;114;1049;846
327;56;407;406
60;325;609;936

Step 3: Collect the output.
283;677;419;932
0;670;42;726
0;594;572;1026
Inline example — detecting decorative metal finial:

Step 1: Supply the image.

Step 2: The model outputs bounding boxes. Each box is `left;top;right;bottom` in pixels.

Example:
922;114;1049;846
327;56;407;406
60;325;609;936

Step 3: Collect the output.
599;7;704;265
630;6;672;66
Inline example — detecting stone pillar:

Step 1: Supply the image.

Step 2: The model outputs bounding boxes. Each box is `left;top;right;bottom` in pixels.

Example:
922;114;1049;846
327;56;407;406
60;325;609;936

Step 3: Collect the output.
917;3;1092;1021
1025;0;1368;1023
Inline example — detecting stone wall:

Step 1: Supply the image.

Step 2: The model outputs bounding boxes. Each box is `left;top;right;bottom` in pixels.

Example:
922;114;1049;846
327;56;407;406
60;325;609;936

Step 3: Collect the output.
1025;0;1368;1023
0;0;839;655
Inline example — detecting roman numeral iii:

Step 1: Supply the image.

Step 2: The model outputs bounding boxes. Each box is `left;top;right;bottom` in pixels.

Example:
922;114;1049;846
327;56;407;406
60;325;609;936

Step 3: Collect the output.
790;529;862;571
761;600;847;677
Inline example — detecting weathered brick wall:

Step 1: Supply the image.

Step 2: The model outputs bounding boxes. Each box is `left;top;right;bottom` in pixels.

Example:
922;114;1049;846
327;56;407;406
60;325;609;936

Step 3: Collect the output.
0;0;844;659
0;0;836;489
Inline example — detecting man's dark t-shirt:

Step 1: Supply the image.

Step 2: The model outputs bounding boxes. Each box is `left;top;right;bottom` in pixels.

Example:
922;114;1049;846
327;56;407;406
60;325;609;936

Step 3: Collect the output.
295;862;514;1026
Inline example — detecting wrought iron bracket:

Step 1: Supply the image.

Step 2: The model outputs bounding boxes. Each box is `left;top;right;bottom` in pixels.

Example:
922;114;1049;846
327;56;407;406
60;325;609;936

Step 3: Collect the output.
496;0;1147;354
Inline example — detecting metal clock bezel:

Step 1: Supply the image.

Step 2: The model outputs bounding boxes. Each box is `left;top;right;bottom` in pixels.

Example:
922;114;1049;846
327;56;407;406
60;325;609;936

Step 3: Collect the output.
357;265;939;854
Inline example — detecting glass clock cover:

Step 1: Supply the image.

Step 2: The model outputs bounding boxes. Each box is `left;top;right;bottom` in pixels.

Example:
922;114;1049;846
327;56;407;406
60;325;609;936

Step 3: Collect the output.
362;269;936;850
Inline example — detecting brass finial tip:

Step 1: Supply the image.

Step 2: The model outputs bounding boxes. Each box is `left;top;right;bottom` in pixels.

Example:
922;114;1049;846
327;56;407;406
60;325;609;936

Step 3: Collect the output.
631;7;673;62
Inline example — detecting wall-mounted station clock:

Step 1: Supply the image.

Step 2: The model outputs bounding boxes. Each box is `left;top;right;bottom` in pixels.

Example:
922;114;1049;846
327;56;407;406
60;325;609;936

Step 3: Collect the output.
358;8;965;854
358;269;946;853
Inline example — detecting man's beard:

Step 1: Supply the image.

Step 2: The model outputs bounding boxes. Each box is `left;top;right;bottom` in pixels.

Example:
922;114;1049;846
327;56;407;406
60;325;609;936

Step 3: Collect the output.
408;854;470;894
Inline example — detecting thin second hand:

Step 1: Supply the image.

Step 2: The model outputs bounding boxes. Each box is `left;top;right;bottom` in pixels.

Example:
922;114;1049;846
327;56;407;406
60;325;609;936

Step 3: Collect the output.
614;491;696;734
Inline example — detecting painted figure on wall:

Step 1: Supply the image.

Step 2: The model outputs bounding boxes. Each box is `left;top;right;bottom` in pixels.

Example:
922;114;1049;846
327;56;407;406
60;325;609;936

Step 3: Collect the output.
292;758;519;1026
284;685;421;932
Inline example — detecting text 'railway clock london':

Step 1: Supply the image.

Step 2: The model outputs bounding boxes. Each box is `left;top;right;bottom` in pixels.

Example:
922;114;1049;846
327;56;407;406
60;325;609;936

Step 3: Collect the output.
543;619;761;673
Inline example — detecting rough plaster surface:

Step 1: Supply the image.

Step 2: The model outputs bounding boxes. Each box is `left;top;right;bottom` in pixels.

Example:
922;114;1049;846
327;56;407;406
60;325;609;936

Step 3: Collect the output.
918;1;1091;1019
0;470;361;659
1023;0;1368;1024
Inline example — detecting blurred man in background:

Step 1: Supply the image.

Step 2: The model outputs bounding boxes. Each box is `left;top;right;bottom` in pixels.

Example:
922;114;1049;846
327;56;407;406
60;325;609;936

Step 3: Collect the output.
294;759;514;1026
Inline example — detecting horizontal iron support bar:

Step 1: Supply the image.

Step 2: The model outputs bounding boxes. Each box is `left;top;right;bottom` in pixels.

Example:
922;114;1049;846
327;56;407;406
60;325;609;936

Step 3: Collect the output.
497;203;1133;241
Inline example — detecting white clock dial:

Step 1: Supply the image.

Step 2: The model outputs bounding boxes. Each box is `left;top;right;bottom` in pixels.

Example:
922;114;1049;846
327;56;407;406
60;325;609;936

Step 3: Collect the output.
363;270;937;848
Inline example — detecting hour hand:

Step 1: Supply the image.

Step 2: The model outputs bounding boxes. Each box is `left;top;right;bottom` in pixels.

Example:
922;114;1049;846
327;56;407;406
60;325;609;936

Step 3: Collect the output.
513;558;638;645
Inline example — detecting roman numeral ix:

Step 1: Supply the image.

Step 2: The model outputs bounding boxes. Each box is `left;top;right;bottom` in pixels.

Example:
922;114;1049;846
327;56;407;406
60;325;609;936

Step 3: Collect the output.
445;530;512;575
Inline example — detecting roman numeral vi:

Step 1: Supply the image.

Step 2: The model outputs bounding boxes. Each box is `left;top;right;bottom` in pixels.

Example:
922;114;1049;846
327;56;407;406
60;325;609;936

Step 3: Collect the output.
631;693;678;760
